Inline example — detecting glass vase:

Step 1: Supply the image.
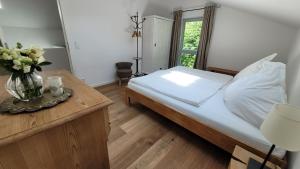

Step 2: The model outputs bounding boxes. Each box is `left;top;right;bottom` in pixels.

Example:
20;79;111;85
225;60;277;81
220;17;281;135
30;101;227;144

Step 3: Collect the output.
6;72;44;101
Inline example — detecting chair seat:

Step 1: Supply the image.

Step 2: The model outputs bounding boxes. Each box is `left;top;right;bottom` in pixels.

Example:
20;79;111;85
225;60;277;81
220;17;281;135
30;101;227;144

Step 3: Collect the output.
117;69;132;73
117;69;132;78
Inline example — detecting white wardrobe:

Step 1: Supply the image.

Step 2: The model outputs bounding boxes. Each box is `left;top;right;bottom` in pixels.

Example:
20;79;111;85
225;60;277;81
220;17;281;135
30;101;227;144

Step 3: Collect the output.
142;15;173;74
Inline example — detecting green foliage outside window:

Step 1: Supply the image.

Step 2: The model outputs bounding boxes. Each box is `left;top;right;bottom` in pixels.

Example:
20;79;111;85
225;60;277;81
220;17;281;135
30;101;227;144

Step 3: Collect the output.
180;20;202;68
180;54;196;68
183;21;202;51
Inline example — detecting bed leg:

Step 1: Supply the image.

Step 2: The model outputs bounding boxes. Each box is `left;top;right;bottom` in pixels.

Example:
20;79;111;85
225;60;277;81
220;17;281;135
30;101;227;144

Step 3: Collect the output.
125;95;131;106
124;88;133;106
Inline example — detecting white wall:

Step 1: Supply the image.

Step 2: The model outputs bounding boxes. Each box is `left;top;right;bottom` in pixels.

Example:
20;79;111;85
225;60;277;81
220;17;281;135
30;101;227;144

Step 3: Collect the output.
0;0;70;71
2;27;65;48
0;0;64;47
211;0;300;27
143;0;173;18
207;6;297;71
287;29;300;169
0;0;62;28
1;26;70;71
0;26;4;43
58;0;173;86
59;0;298;86
287;29;300;102
169;3;297;71
43;47;71;71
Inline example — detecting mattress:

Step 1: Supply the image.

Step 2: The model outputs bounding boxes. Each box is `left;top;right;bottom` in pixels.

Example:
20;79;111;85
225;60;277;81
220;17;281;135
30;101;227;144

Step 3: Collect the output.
128;82;286;158
130;66;233;106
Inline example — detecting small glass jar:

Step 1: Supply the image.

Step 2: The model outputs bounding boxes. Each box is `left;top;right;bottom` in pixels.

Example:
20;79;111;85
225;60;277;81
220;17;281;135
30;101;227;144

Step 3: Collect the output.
47;76;64;97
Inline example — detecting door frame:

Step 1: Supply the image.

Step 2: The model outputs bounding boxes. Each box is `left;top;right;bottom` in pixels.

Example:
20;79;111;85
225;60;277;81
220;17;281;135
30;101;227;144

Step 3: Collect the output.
56;0;74;74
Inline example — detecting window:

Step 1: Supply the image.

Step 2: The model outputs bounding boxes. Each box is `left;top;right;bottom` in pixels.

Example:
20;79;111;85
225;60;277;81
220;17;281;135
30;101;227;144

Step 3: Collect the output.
178;18;203;68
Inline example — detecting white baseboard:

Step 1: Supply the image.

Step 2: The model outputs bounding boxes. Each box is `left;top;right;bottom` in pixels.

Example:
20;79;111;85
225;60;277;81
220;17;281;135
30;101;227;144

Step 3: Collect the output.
90;80;117;88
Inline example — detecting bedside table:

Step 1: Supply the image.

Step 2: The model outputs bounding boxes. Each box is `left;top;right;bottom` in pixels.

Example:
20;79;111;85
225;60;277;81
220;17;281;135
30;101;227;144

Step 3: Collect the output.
228;146;281;169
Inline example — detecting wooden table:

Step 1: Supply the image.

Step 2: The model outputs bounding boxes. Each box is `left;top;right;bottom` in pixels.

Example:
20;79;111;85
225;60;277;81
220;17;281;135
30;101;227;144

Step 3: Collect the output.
0;70;113;169
228;146;281;169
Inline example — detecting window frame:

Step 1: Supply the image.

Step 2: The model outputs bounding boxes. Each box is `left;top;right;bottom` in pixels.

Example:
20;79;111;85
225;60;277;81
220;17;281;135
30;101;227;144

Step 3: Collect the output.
177;17;203;66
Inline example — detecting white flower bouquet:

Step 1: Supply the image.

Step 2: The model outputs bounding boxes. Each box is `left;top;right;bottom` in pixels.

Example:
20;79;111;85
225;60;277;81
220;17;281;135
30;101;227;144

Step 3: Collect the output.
0;43;51;101
0;42;51;76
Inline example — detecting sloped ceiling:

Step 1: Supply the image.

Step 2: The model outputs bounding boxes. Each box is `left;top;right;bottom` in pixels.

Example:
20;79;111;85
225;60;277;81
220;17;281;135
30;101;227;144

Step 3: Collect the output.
1;0;299;28
160;0;300;27
213;0;300;27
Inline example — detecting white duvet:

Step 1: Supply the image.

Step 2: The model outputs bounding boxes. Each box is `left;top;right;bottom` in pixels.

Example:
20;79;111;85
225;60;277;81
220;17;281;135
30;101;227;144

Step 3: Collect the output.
130;66;233;107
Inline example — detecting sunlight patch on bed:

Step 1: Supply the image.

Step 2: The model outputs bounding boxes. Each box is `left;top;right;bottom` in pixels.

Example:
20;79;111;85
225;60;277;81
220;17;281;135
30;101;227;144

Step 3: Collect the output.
161;71;201;87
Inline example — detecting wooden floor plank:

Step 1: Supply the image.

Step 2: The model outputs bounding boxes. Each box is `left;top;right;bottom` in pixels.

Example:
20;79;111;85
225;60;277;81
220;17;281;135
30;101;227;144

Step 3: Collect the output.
127;131;178;169
108;115;166;160
108;126;126;144
120;114;159;133
110;125;167;169
96;84;230;169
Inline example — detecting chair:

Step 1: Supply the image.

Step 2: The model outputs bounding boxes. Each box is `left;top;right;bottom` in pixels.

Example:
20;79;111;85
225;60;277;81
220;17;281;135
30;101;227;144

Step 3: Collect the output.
116;62;133;86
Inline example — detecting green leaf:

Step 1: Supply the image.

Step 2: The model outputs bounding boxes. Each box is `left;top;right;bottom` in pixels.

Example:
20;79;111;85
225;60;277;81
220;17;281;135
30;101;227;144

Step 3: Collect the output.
16;42;23;49
38;61;52;66
180;54;196;68
182;21;202;51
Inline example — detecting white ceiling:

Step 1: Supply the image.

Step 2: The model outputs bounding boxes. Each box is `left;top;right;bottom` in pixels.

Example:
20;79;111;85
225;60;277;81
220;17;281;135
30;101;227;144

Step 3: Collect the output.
212;0;300;27
1;0;299;28
161;0;300;27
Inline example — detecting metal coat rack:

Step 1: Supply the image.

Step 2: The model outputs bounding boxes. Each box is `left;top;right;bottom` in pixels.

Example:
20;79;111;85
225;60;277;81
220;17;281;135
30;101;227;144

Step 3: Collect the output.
130;12;146;77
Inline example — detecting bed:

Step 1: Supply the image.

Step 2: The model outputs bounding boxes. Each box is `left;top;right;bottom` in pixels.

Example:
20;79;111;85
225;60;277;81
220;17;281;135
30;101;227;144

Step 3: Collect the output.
125;66;287;167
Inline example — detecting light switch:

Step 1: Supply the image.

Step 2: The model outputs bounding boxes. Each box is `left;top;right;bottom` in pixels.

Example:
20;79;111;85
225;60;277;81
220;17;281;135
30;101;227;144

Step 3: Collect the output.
74;41;80;50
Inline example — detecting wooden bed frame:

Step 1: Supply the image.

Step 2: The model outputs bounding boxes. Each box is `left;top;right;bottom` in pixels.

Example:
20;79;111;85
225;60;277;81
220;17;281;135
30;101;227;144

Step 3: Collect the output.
125;67;287;168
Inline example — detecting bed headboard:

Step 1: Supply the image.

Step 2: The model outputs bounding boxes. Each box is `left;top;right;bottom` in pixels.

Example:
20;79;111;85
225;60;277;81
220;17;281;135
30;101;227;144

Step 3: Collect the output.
207;67;239;76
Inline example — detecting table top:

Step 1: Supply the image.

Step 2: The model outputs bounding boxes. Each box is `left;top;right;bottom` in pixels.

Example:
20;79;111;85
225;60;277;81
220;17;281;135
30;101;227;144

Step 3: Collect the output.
228;146;281;169
0;70;112;146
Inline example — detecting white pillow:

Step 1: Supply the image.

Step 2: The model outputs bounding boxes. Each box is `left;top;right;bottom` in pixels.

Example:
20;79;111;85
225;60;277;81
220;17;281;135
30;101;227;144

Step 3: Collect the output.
224;61;287;128
234;53;278;81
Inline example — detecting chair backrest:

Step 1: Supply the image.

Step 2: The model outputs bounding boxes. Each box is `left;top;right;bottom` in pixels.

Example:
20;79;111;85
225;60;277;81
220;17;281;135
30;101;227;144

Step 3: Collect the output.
116;62;133;69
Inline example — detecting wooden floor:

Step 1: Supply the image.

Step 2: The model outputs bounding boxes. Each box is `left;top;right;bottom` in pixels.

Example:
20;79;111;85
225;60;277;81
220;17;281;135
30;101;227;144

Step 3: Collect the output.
96;84;230;169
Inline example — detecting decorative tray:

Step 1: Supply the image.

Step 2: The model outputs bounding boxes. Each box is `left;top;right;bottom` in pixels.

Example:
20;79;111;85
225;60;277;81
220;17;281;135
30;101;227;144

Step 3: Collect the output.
0;88;73;114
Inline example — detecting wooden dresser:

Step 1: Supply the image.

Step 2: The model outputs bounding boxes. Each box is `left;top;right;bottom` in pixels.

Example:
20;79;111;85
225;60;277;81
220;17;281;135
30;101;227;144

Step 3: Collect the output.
0;70;112;169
